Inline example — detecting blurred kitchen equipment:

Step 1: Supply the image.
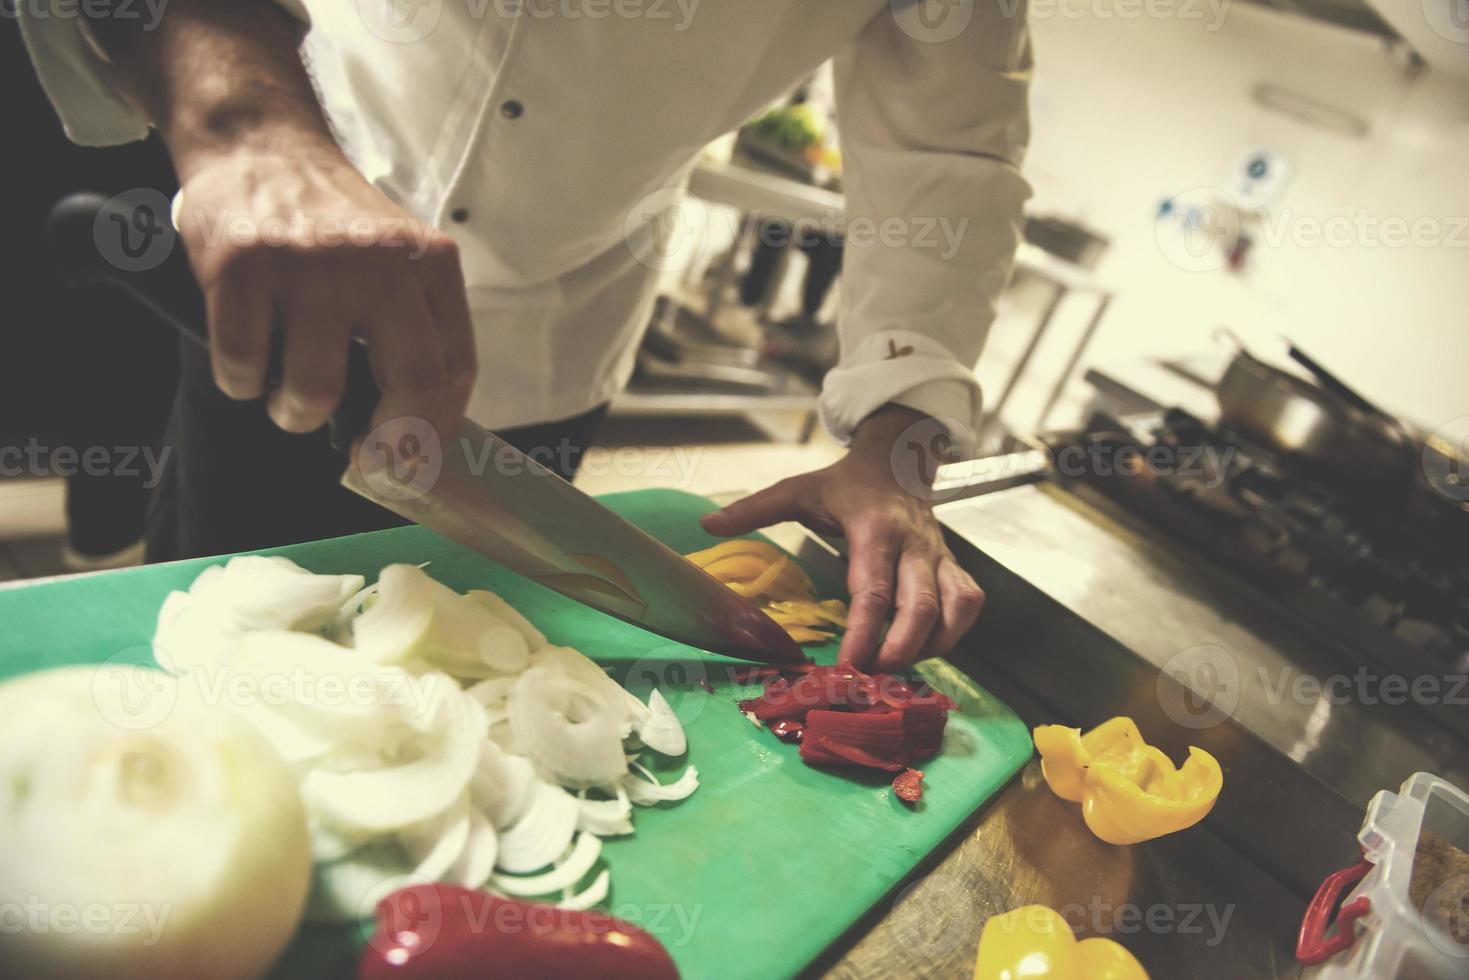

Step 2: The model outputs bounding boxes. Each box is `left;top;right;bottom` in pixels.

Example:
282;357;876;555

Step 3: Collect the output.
942;386;1469;736
1215;332;1414;480
1022;214;1110;270
1287;343;1396;423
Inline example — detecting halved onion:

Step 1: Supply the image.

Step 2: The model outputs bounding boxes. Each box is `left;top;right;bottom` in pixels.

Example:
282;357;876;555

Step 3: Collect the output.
0;666;310;979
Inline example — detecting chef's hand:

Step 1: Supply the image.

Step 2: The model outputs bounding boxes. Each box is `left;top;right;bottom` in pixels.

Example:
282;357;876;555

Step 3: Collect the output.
176;138;476;441
700;405;985;671
92;2;476;442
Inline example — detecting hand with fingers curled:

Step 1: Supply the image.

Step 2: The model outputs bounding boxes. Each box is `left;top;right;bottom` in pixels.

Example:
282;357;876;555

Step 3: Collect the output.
700;405;984;671
176;135;477;446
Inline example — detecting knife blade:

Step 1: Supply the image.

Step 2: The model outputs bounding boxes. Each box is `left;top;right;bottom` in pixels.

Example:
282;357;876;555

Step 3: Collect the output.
49;192;806;664
343;417;806;663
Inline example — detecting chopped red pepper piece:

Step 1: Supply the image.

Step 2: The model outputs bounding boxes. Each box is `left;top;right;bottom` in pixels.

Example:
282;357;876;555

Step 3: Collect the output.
893;768;925;804
800;733;907;771
771;719;804;741
737;663;954;802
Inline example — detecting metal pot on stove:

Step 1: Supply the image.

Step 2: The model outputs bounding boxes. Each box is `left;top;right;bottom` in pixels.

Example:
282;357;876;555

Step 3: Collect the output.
1214;335;1415;481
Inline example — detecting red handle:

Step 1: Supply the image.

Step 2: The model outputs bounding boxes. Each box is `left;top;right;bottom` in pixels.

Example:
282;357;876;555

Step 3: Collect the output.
1297;857;1373;965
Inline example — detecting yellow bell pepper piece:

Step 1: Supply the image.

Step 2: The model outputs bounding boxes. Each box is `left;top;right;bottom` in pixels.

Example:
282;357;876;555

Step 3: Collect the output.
974;905;1149;980
1032;717;1222;845
685;539;839;642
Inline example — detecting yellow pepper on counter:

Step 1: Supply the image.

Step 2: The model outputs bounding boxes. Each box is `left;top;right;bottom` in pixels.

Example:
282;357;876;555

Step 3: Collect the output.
1032;716;1223;845
974;905;1149;980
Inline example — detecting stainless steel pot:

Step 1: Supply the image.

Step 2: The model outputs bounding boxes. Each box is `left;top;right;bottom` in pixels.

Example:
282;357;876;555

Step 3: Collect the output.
1215;344;1413;478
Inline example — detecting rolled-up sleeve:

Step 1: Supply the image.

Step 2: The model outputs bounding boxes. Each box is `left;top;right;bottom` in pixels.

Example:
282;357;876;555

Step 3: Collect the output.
16;0;310;146
822;0;1033;456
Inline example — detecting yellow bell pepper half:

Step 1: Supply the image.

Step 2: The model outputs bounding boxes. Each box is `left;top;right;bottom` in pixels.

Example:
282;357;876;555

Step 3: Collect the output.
974;905;1150;980
1031;717;1223;846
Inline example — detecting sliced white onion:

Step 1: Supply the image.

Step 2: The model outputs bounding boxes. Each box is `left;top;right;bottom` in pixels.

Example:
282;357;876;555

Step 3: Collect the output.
577;788;635;836
351;565;530;676
306;793;474;924
557;869;612;911
191;556;365;634
466;675;517;709
0;666;311;979
450;808;499;888
304;838;416;924
140;556;709;932
398;793;472;883
469;738;537;830
226;632;454;774
302;678;485;834
151;590;239;675
492;831;602;896
467;590;547;650
532;645;651;732
625;763;701;805
496;782;579;874
636;688;687;757
509;666;628;789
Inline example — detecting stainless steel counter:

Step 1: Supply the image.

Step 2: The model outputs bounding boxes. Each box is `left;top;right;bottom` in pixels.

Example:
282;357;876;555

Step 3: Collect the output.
797;479;1468;978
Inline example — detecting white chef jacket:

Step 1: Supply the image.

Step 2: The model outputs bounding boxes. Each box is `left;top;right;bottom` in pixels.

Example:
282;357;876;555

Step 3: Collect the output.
20;0;1032;453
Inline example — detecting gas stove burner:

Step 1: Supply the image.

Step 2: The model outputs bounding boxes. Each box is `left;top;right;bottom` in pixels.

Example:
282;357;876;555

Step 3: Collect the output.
1061;408;1469;669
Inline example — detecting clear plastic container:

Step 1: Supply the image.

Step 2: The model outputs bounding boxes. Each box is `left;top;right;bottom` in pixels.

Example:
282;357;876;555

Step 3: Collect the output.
1301;772;1469;979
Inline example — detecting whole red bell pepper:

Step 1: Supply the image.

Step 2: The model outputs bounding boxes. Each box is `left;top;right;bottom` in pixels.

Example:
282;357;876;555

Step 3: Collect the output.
358;884;680;980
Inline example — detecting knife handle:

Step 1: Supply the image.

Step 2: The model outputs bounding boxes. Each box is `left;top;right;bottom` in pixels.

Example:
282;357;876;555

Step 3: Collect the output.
45;192;380;453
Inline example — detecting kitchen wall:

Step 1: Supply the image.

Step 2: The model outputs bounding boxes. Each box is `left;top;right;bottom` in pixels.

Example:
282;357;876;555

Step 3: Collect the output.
1019;1;1469;431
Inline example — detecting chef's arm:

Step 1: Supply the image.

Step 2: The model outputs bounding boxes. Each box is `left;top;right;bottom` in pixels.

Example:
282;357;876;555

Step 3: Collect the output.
703;6;1033;670
87;3;326;181
19;1;476;442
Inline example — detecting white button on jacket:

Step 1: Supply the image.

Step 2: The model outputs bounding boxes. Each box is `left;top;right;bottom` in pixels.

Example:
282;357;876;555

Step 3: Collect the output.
20;0;1032;452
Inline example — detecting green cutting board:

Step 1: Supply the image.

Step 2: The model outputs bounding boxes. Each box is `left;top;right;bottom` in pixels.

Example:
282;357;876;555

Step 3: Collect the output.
0;489;1031;978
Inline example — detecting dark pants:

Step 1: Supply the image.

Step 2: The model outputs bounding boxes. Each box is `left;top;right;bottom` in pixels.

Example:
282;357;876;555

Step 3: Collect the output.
145;340;608;562
739;219;844;316
5;20;181;556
